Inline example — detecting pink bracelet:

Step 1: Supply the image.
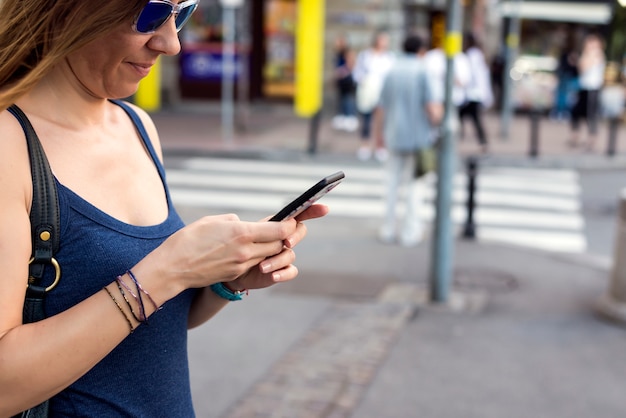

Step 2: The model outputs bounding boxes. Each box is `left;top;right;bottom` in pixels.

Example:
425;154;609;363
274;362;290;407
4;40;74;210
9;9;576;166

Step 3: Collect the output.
127;269;161;312
116;275;148;322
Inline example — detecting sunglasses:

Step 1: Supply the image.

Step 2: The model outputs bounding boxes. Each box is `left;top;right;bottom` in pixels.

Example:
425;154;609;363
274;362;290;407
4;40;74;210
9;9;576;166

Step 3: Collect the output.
133;0;199;34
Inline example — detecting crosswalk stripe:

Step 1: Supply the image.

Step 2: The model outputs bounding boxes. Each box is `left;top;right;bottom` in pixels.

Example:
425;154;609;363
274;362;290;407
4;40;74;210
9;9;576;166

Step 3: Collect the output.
183;157;382;180
477;227;587;253
166;171;382;198
167;157;586;253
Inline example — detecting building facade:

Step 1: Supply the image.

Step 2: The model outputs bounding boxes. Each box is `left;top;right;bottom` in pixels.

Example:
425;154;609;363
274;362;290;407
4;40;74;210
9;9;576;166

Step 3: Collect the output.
157;0;615;108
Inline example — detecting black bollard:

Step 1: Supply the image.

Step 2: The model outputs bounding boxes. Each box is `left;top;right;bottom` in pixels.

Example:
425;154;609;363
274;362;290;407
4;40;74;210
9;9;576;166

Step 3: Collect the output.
529;110;540;158
307;110;322;155
607;117;620;157
462;156;477;239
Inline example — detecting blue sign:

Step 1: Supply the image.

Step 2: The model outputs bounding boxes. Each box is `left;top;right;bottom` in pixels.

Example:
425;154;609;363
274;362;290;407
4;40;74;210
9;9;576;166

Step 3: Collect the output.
180;50;242;81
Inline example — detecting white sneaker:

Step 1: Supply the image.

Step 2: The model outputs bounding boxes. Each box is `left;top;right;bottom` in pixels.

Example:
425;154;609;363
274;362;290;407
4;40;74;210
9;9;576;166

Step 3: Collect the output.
399;226;424;247
374;148;389;162
344;116;359;132
378;224;396;244
332;115;345;130
400;233;422;247
357;146;372;161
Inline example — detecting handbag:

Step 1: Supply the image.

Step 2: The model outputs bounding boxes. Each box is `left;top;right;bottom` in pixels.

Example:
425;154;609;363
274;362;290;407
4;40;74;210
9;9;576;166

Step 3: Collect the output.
414;146;437;178
356;73;383;114
8;105;61;418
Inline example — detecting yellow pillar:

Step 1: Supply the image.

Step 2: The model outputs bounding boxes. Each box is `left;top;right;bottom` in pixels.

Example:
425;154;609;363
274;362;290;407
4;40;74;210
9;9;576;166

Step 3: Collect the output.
295;0;325;117
134;57;161;112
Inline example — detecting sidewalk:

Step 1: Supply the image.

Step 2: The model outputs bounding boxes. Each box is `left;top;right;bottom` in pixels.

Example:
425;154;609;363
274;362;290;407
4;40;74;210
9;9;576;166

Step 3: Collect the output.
153;101;626;169
152;103;626;418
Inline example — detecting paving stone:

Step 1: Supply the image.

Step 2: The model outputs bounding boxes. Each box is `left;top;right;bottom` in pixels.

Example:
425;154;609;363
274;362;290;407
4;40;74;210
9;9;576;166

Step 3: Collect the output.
223;286;417;418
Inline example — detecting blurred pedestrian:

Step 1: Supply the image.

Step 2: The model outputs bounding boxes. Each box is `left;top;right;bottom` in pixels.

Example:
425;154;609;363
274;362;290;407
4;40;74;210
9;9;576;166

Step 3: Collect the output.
353;29;395;161
376;33;443;246
490;49;505;110
552;33;579;121
331;34;358;132
458;32;493;154
424;35;471;117
569;33;606;151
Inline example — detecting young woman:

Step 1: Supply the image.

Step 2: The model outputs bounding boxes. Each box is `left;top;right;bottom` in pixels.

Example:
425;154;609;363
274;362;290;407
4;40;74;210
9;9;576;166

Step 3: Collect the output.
0;1;328;415
569;33;606;151
458;33;493;154
353;30;395;161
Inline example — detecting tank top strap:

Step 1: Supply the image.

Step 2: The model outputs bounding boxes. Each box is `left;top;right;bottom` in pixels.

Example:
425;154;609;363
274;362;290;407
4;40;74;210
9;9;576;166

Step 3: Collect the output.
109;99;165;178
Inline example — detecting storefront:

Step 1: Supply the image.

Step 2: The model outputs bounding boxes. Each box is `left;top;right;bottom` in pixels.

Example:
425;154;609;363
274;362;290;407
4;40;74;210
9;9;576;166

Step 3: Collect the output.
174;0;411;102
176;0;298;101
262;0;297;98
499;0;614;56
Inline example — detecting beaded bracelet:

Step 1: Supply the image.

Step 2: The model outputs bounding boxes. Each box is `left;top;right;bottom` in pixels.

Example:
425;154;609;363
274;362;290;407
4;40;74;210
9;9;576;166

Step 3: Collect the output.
117;275;146;323
115;279;144;323
127;269;161;312
103;286;134;334
209;282;248;301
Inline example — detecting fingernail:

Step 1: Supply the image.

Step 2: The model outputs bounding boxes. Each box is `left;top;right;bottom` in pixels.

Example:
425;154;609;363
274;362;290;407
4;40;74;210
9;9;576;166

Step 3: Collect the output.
272;272;281;282
260;261;271;273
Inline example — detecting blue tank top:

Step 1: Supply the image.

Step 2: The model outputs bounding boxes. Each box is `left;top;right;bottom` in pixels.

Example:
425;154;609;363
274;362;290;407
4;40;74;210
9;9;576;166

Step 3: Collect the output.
23;100;197;417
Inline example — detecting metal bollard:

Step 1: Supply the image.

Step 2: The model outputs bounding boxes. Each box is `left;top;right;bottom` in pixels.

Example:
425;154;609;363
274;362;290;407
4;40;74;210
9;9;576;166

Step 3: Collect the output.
596;189;626;324
307;110;321;155
462;156;477;239
606;117;620;157
528;110;540;158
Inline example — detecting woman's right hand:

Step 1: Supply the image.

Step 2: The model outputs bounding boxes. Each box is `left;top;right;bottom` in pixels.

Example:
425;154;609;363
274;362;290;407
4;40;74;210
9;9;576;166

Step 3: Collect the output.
136;214;298;303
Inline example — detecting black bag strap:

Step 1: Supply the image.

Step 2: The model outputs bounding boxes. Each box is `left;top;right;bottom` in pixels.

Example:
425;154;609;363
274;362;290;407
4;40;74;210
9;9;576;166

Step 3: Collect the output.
7;104;60;323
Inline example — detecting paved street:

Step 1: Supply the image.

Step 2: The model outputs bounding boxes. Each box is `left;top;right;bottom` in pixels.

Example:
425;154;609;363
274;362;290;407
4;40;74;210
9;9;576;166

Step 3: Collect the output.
154;104;626;418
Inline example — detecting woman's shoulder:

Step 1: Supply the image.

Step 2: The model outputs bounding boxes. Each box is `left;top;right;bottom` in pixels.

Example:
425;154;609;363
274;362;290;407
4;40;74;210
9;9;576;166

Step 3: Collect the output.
0;108;32;165
113;100;164;161
0;107;34;211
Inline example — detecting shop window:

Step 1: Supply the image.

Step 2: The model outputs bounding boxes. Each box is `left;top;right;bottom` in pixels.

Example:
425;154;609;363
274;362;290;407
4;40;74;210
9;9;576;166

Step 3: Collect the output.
263;0;296;98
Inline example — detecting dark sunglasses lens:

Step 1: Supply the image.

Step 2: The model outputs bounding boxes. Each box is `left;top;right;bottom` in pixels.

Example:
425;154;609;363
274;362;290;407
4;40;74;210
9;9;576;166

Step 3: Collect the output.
136;3;173;33
174;3;198;31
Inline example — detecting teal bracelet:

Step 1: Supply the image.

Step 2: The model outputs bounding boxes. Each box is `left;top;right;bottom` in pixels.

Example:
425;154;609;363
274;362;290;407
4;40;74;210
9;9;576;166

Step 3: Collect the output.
209;282;247;301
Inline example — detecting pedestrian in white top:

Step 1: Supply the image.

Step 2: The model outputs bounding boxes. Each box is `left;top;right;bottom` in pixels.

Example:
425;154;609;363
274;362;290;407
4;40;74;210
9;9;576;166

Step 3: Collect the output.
458;33;493;154
353;30;395;162
424;45;471;108
569;33;606;151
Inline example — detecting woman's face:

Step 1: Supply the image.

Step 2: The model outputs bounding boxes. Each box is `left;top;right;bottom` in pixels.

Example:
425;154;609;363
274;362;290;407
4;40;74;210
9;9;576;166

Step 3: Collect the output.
63;16;181;100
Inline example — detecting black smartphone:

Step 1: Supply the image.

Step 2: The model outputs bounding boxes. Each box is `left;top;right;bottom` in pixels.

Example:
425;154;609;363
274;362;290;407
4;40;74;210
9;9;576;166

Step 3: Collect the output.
269;171;345;221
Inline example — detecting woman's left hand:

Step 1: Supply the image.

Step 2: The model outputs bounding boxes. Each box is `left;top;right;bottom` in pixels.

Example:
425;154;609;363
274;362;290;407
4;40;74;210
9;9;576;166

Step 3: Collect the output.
226;204;329;291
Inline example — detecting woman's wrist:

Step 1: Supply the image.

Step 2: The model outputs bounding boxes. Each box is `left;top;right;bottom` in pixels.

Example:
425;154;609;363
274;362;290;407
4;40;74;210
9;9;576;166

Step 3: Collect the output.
222;279;245;293
129;259;182;308
209;282;248;301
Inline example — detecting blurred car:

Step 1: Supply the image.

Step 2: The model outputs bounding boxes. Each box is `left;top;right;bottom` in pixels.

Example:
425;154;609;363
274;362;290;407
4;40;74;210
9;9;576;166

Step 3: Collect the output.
510;55;558;112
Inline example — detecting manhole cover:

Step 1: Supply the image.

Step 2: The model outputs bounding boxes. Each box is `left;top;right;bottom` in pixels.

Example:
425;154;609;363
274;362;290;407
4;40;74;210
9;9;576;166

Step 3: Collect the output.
453;267;518;293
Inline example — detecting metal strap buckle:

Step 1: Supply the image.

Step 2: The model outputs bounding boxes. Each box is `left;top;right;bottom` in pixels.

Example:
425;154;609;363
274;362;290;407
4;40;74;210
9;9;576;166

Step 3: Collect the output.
28;257;61;292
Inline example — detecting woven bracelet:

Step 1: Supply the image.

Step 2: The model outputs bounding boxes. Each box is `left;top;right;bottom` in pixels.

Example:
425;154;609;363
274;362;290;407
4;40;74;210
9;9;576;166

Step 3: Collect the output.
115;279;145;323
103;286;134;334
127;269;161;312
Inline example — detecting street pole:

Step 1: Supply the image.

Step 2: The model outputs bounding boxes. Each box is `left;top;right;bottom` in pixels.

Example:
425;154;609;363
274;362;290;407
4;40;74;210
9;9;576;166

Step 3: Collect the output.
236;2;250;132
221;0;243;144
499;0;521;140
430;0;463;303
295;0;325;151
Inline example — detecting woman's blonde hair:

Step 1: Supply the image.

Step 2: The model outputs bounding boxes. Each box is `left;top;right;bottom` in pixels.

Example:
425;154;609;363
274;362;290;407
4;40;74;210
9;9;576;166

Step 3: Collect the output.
0;0;147;110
